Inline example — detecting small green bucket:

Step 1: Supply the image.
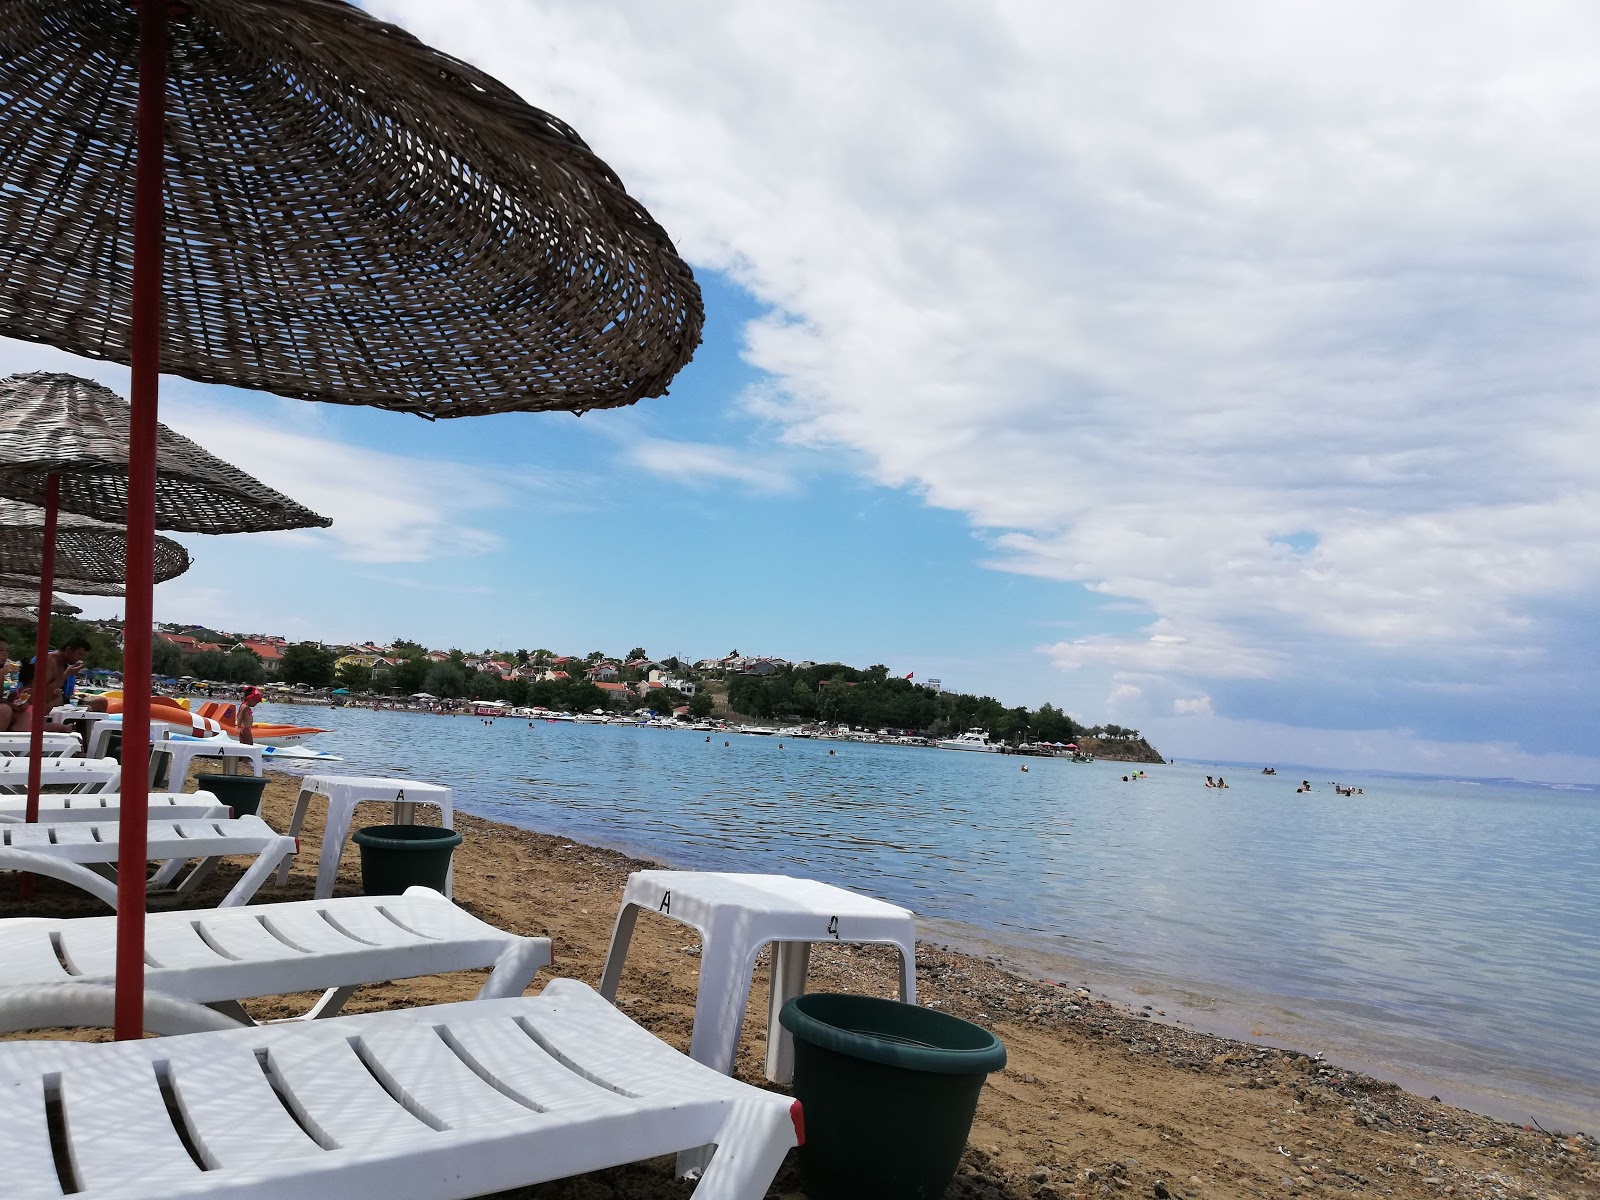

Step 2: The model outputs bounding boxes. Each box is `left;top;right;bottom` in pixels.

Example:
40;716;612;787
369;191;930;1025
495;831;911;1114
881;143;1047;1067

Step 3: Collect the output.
351;824;462;895
779;993;1005;1200
192;772;270;817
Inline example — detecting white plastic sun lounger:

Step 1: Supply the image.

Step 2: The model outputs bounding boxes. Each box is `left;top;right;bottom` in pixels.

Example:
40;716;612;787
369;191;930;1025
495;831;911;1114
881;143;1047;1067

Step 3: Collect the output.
0;887;551;1022
0;978;801;1200
0;791;230;824
0;732;81;757
0;815;296;907
0;757;121;794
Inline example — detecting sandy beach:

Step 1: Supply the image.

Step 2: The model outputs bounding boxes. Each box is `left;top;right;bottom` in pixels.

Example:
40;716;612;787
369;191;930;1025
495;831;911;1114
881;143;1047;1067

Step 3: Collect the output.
7;767;1596;1200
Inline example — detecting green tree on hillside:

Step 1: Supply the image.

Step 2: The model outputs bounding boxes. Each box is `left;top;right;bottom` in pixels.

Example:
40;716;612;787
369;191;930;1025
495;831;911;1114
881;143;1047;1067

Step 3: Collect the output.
424;662;469;699
279;642;338;687
335;662;373;692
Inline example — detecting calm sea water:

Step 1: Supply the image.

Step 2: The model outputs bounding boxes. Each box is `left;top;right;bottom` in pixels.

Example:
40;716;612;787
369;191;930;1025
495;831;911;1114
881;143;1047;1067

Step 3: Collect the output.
259;704;1600;1129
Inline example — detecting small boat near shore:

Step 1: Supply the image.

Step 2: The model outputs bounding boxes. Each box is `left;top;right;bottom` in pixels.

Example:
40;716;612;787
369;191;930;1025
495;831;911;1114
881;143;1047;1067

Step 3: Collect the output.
937;729;999;752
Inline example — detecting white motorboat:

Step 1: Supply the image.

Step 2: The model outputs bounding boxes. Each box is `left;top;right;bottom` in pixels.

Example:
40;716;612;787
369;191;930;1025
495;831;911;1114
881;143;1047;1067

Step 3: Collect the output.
738;725;777;735
936;729;1000;752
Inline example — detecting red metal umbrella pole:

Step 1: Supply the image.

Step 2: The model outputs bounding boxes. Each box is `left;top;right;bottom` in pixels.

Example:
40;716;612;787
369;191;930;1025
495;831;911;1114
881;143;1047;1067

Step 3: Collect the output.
23;472;57;823
18;471;59;899
114;0;170;1043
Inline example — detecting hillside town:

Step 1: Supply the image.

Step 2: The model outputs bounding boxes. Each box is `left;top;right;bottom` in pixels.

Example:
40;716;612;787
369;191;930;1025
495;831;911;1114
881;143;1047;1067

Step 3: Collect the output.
55;620;1152;756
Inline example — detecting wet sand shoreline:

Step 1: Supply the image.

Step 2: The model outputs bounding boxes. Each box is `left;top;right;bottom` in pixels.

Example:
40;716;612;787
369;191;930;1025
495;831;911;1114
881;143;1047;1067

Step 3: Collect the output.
5;768;1595;1199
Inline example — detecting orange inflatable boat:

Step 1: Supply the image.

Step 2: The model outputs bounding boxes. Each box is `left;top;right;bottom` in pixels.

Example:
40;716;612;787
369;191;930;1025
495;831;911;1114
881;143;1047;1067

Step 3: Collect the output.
103;697;330;747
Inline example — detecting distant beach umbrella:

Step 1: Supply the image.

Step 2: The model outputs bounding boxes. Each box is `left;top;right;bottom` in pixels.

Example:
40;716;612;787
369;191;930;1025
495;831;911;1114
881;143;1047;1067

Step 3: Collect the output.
0;498;190;592
0;375;331;536
0;575;124;599
0;0;701;1041
0;374;322;855
0;586;81;617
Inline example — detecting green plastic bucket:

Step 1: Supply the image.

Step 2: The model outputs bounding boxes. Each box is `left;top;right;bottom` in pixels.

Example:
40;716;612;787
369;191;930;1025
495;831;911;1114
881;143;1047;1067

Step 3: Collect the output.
779;993;1005;1200
192;772;269;817
351;824;462;895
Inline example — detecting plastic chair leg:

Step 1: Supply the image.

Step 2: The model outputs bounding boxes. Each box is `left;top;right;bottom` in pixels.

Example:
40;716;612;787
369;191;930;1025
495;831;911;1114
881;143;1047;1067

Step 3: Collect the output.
764;941;810;1084
597;902;641;1001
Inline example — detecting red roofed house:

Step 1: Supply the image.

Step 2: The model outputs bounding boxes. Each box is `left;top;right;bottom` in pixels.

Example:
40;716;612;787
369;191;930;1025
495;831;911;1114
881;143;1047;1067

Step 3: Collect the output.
159;634;200;652
594;681;630;695
234;641;285;675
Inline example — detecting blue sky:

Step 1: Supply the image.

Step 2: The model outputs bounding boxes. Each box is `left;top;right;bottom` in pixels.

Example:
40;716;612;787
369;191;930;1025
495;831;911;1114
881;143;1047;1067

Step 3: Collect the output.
7;0;1600;780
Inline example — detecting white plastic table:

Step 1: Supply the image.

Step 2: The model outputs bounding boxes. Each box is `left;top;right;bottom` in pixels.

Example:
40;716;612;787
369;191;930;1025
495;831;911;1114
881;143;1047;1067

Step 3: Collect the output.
154;737;264;788
280;774;454;898
50;706;116;748
599;871;918;1083
0;731;81;757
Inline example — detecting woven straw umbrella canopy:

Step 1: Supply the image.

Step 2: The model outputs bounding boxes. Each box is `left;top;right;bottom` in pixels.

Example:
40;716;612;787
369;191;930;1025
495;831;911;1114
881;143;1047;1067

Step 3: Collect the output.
0;0;702;1042
0;587;80;617
0;375;331;535
0;498;190;589
0;0;704;416
0;575;123;598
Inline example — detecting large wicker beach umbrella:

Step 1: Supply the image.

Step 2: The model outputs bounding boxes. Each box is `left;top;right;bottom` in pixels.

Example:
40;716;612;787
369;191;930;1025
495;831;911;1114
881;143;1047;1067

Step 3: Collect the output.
0;1;703;1038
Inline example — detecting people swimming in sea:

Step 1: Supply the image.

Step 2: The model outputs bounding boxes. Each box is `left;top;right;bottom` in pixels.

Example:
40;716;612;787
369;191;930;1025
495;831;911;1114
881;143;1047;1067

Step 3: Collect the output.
1122;775;1129;782
1205;775;1216;787
1216;776;1227;788
1019;764;1029;772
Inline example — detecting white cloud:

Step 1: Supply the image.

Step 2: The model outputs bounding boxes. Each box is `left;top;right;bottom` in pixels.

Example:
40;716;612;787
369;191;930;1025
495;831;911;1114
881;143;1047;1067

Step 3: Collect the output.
160;404;510;564
371;0;1600;766
1174;696;1214;717
626;439;795;493
0;340;519;567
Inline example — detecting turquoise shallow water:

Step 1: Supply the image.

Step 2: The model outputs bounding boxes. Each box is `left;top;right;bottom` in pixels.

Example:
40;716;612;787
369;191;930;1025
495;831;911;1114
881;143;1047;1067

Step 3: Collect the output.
260;704;1600;1129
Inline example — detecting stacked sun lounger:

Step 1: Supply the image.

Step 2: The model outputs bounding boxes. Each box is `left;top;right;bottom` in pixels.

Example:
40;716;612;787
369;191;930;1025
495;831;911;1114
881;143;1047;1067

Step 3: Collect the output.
0;770;806;1198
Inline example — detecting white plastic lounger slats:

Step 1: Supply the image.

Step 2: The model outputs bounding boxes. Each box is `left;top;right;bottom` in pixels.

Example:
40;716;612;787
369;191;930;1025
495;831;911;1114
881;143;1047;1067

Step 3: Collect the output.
0;980;800;1200
0;732;80;756
0;889;551;1018
160;1044;326;1168
0;1077;69;1196
0;816;295;907
0;758;120;793
0;792;229;823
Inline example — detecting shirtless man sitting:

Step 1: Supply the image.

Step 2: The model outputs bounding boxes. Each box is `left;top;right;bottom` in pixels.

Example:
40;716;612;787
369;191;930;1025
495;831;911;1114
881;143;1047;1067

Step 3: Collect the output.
11;636;108;731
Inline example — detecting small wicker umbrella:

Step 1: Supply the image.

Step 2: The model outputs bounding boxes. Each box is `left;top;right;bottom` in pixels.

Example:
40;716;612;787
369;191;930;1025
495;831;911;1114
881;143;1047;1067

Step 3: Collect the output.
0;494;189;841
0;0;702;1041
0;498;191;589
0;575;123;598
0;375;333;535
0;587;81;617
0;374;318;852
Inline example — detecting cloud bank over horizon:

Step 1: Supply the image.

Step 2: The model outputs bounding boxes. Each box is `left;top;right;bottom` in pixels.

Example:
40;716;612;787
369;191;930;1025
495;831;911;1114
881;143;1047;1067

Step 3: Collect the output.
375;0;1600;772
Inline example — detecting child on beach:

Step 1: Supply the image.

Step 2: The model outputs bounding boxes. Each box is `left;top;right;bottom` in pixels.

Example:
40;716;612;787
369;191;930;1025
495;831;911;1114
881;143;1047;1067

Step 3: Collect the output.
237;687;261;745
